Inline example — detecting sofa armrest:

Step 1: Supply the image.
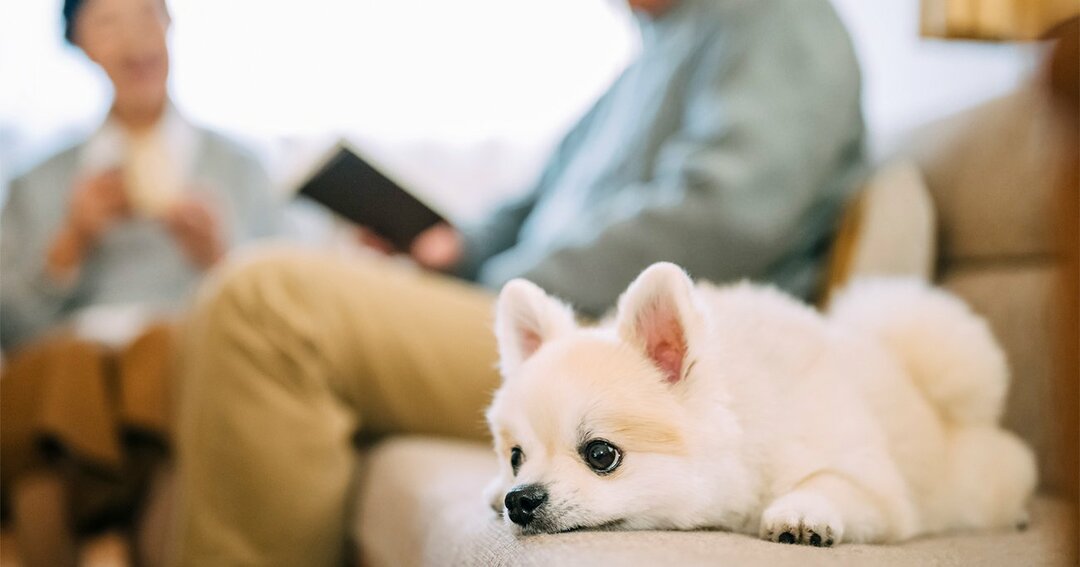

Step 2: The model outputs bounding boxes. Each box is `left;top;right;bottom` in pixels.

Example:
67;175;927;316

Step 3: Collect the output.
824;160;936;305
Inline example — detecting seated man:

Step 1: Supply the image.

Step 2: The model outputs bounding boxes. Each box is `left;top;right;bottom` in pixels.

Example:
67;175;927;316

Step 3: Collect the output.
0;0;278;564
171;0;864;565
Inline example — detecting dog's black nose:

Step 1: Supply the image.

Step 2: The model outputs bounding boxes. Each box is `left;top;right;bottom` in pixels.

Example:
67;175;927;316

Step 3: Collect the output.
504;484;548;526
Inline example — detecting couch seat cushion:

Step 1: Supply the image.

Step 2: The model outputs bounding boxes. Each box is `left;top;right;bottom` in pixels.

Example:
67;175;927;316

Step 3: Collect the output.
355;437;1073;567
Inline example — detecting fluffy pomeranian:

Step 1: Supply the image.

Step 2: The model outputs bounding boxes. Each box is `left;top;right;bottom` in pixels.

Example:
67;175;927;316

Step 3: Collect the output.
484;262;1036;546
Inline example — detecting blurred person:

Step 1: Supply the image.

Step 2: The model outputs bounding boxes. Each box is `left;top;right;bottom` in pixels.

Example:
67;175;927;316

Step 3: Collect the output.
172;0;864;565
0;0;278;564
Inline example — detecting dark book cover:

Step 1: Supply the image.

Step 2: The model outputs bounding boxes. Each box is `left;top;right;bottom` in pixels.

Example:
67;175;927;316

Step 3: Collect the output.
296;144;447;250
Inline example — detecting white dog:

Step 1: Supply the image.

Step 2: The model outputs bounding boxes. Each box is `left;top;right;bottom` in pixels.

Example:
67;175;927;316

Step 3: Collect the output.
484;262;1036;546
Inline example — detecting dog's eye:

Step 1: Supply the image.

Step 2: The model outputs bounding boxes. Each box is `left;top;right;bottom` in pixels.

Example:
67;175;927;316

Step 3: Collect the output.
582;439;622;474
510;446;524;475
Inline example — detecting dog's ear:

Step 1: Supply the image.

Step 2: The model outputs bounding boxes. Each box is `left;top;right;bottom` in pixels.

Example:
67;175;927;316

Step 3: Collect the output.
495;279;577;377
616;262;702;384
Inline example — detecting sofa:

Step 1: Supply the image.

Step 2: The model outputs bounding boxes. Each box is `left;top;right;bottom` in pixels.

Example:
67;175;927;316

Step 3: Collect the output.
4;33;1075;567
346;80;1077;566
64;61;1073;567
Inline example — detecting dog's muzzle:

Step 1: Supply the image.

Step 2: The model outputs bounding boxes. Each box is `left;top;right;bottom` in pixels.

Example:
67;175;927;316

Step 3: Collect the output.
504;484;548;527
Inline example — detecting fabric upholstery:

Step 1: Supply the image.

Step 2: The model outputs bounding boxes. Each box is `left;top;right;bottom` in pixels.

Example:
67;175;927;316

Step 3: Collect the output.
906;84;1069;263
903;85;1070;492
356;437;1072;567
942;265;1067;493
823;159;935;305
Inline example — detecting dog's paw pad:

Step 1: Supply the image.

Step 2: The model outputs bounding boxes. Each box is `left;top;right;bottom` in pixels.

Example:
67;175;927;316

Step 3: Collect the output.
806;528;835;547
762;519;838;547
760;493;843;547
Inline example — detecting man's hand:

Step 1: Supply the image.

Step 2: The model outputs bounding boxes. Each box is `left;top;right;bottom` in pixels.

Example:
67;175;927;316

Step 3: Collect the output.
409;223;463;271
352;222;463;272
353;226;396;256
162;196;225;270
46;169;131;282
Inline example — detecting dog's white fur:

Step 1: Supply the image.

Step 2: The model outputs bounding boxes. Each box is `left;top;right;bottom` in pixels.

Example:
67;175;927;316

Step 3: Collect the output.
485;262;1036;545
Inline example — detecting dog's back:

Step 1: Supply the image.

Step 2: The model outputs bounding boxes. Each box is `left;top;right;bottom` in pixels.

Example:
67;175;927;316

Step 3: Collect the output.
829;279;1008;425
828;279;1037;532
692;278;1036;538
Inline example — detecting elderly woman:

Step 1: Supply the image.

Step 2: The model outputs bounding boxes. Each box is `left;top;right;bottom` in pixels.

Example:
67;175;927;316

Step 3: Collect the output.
0;0;279;564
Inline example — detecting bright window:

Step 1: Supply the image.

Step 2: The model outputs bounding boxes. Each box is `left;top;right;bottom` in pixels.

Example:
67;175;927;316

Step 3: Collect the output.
0;0;1042;210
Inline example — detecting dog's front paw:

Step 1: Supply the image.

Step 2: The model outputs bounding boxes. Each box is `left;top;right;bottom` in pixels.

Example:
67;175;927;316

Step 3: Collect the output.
760;492;844;547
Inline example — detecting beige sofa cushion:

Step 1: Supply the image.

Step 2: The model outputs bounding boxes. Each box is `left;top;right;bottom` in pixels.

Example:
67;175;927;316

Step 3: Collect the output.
897;82;1071;494
355;437;1072;567
908;85;1070;263
942;264;1068;493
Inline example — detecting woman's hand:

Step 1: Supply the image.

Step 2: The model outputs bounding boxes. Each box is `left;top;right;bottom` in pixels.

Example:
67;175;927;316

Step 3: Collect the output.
46;169;131;282
162;196;225;270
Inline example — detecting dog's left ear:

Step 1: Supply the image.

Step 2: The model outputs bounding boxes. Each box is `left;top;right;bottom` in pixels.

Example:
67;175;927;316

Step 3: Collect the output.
616;263;703;385
495;279;577;378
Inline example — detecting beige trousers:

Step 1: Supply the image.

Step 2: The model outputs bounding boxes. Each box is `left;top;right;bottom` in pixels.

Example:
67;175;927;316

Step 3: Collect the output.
171;249;502;567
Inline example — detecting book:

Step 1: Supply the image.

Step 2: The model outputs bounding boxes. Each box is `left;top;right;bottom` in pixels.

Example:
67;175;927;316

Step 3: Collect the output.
295;143;448;250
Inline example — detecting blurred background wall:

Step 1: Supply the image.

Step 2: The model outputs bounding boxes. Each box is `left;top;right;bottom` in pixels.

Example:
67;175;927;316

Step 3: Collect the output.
0;0;1045;222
